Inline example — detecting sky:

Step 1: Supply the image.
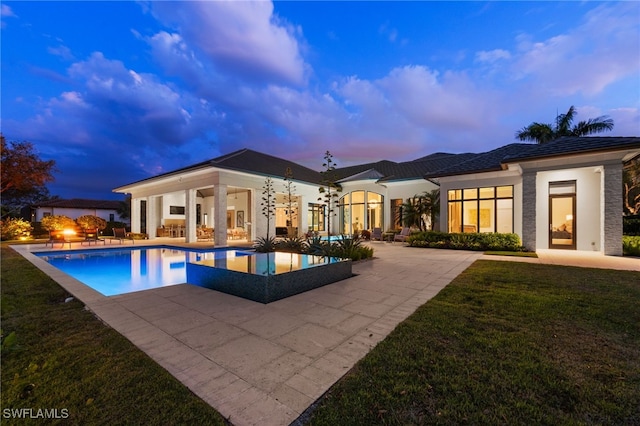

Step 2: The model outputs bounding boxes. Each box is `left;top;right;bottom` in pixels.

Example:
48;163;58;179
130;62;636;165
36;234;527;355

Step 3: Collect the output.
1;1;639;201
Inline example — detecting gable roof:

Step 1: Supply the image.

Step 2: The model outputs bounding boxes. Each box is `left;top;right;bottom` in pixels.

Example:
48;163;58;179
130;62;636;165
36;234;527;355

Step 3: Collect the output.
32;198;123;210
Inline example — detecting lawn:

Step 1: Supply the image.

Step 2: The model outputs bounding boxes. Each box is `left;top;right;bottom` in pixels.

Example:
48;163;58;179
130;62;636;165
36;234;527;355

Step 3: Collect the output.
0;246;229;425
306;260;640;425
2;245;639;425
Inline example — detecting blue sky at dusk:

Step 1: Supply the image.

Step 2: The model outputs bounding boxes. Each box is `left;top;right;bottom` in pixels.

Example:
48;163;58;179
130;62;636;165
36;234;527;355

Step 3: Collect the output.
2;1;639;200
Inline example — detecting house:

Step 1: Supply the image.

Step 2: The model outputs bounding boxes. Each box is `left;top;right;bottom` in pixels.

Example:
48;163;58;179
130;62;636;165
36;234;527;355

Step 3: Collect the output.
113;137;639;255
30;198;129;225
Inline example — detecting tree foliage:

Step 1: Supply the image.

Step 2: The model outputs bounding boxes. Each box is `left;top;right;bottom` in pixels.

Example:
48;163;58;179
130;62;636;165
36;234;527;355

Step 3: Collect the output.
319;151;342;236
1;134;56;218
401;190;440;231
624;156;640;215
515;106;614;144
76;215;108;230
261;177;276;241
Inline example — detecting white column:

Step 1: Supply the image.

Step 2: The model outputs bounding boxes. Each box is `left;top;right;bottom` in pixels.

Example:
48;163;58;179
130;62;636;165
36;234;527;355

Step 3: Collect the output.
185;189;197;243
147;196;158;239
131;197;141;233
214;185;228;246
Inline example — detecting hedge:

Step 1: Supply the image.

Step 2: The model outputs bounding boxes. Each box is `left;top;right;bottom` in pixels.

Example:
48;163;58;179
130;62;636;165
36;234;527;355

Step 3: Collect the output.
407;231;524;251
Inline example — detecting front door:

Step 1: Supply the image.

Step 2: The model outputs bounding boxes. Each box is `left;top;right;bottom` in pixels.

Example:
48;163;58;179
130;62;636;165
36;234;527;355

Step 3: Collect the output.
549;181;576;250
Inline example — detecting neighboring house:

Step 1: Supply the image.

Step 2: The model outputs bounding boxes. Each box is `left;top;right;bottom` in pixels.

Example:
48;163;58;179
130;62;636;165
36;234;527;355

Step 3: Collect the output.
30;198;128;225
113;137;639;255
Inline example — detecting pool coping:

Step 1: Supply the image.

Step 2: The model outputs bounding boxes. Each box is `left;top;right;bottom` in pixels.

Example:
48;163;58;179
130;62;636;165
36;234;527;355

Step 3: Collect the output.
12;240;483;426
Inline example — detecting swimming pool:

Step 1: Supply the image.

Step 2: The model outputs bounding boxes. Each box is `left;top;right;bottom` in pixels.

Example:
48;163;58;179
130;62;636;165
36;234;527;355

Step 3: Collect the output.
36;246;353;302
36;246;252;296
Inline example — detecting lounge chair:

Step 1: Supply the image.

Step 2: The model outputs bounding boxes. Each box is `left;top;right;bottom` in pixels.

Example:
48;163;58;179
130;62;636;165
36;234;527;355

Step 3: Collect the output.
393;227;411;243
45;230;71;249
82;228;105;246
112;227;134;244
371;227;383;241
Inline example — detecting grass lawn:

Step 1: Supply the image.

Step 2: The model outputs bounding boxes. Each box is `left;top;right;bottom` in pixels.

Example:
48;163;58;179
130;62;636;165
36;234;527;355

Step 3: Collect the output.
1;246;229;425
307;260;640;425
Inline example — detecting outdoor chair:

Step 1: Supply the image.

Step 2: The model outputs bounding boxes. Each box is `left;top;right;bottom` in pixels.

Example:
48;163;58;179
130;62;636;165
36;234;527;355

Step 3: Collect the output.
112;227;134;244
45;230;72;249
82;228;105;246
371;227;383;241
393;227;411;243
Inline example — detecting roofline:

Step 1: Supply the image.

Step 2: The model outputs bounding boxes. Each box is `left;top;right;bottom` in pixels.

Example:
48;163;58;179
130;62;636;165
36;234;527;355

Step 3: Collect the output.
503;143;640;164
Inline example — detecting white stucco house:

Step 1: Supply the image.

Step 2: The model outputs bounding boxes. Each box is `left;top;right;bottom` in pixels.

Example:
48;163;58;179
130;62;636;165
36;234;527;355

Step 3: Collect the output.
30;198;128;224
113;137;639;256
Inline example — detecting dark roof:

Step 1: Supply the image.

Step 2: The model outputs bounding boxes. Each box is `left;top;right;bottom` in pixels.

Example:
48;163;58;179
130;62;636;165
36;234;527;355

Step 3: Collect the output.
424;144;537;178
211;149;324;184
502;136;640;162
425;137;640;178
33;198;122;210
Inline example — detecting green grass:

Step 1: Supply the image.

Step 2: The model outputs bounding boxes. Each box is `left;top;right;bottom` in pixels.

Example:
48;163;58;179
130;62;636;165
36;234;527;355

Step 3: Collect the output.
1;246;229;425
307;261;640;425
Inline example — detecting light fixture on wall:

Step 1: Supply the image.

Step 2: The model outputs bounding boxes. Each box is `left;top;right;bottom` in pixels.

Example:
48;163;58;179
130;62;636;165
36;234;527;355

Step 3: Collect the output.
566;214;573;221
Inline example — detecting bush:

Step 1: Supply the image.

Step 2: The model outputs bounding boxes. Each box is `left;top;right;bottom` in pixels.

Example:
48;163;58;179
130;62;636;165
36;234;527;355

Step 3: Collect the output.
276;236;307;253
0;218;33;241
41;215;76;231
623;236;640;256
253;236;278;253
408;231;524;252
76;215;107;230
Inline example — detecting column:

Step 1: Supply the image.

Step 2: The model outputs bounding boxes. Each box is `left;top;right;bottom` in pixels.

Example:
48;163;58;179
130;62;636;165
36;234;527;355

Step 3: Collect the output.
185;189;197;243
603;163;623;256
214;185;228;246
521;171;537;252
131;197;141;233
147;196;158;239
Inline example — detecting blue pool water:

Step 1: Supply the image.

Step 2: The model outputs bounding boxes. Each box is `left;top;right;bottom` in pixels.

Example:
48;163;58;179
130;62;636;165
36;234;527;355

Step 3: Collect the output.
36;246;252;296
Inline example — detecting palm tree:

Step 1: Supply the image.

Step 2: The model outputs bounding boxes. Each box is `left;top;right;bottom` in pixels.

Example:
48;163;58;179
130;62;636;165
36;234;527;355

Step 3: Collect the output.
516;106;614;144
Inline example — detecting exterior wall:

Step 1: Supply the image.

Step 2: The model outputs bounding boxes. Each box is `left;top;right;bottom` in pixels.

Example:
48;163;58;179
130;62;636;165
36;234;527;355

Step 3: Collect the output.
535;166;603;252
34;207;124;223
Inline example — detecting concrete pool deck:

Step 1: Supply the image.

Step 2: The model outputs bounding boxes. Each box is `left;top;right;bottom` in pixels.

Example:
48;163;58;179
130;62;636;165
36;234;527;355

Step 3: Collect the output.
13;240;639;425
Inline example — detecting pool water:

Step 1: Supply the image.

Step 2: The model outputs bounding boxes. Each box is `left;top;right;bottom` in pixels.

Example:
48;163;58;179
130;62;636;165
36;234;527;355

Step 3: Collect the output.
36;246;252;296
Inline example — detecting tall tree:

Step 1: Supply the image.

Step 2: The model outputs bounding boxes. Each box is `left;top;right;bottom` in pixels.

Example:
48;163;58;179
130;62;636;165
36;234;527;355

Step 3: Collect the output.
283;167;297;236
515;106;614;144
318;151;342;237
1;135;56;218
261;177;276;241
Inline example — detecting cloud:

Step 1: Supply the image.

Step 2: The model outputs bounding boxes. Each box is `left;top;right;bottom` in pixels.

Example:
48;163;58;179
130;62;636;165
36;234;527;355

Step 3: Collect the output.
149;1;308;86
475;49;510;63
511;2;639;97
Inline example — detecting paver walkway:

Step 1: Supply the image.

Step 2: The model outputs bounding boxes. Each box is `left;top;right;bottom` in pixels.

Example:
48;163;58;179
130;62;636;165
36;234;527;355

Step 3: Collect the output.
15;241;638;425
16;241;481;425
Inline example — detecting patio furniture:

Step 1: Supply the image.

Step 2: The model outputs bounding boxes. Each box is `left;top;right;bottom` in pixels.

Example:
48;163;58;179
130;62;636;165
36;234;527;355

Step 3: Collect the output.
371;227;383;241
81;228;105;246
197;227;214;242
393;227;411;243
112;227;134;244
45;230;72;249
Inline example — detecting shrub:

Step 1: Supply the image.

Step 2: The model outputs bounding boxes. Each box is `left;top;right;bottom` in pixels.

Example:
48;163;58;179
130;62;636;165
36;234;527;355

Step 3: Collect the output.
276;236;307;253
0;218;33;241
305;235;333;256
253;236;278;253
76;215;107;230
41;215;76;231
623;236;640;256
408;231;524;252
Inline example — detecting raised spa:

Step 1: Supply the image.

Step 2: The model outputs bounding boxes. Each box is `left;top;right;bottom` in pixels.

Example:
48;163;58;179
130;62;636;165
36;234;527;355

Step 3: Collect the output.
187;251;352;303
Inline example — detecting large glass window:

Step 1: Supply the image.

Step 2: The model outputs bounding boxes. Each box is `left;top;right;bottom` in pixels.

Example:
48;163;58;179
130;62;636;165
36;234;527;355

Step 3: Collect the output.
339;191;384;234
307;203;325;232
447;185;513;233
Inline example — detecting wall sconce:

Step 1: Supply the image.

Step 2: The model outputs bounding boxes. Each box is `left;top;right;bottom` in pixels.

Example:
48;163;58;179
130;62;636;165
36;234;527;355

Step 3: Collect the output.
565;214;573;221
